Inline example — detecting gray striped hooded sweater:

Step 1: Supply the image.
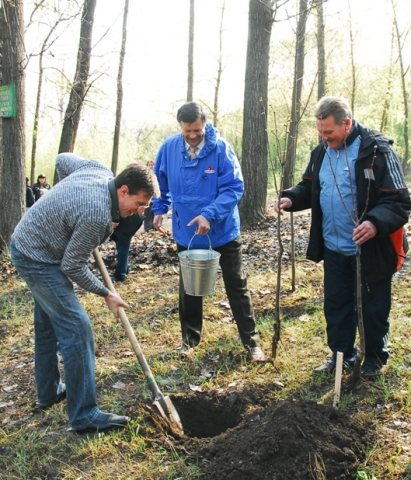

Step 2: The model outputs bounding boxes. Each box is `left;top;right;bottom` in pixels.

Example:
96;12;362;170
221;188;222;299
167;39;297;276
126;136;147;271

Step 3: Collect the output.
12;153;116;297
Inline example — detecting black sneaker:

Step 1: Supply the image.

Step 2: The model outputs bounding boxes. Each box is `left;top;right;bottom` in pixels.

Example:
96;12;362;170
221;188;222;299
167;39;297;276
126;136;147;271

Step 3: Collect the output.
247;346;265;362
111;275;126;283
179;344;194;357
314;357;336;374
314;356;354;374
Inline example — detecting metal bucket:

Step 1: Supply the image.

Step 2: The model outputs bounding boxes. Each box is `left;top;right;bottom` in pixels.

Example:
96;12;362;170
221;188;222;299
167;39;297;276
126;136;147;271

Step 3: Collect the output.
178;235;221;296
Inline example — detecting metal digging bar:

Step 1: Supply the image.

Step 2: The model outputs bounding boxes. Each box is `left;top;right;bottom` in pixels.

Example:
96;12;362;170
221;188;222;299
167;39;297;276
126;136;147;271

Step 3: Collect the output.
92;248;184;436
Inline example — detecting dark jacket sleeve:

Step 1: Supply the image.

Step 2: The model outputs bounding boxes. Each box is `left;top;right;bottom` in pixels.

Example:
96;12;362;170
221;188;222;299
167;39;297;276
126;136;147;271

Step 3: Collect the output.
361;145;410;237
26;187;35;207
281;146;323;211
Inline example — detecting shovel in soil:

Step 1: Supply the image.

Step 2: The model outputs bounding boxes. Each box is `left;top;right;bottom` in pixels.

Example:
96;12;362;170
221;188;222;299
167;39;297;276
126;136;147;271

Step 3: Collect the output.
92;248;184;436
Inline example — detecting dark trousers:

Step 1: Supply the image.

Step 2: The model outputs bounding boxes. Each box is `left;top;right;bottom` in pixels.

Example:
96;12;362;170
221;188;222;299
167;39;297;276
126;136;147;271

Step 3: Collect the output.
323;247;391;366
114;239;131;280
143;204;154;232
177;236;260;349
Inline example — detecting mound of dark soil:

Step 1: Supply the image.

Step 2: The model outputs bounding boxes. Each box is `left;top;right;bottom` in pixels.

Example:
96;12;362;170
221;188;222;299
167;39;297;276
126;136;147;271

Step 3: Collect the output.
178;394;366;480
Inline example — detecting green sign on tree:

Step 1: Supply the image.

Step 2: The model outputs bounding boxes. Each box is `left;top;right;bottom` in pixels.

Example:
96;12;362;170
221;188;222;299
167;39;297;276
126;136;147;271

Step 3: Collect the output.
0;84;17;118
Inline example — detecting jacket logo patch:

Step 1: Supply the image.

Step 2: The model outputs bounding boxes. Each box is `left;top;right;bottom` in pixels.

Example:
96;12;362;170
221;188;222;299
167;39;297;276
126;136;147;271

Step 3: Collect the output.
204;165;215;174
364;168;375;180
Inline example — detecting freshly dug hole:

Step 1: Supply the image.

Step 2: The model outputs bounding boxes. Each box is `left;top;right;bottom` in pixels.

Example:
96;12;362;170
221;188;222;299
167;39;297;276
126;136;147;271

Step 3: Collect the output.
186;399;370;480
170;391;246;438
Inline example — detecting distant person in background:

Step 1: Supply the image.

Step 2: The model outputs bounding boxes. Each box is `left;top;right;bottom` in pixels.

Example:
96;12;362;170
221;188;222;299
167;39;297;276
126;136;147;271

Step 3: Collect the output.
26;177;35;210
143;160;155;232
110;213;144;282
32;174;51;201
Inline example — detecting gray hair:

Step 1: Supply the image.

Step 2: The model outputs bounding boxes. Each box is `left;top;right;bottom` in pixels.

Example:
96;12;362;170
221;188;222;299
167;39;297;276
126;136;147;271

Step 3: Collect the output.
314;96;352;125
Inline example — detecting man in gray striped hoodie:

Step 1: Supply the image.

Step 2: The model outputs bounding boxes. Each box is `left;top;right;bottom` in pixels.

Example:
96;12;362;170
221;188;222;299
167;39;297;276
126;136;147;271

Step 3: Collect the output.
10;153;159;432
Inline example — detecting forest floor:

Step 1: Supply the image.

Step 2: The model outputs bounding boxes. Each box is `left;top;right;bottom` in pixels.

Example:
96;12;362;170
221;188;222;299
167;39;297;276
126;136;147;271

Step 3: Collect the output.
1;202;411;479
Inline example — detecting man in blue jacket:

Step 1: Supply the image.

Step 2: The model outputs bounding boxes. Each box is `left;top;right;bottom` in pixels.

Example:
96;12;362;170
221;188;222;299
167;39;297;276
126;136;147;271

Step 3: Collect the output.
152;101;264;362
276;96;410;378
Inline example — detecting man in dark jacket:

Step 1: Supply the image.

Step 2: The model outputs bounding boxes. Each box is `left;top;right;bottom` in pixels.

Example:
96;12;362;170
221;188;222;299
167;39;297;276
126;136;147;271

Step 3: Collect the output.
276;96;410;378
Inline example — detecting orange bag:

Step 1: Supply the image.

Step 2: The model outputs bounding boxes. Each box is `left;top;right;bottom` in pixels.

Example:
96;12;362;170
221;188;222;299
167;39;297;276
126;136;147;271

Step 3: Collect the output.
390;226;408;271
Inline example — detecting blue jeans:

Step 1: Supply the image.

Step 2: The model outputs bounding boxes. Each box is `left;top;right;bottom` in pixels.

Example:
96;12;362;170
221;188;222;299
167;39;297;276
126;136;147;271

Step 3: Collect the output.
114;239;131;280
10;241;100;429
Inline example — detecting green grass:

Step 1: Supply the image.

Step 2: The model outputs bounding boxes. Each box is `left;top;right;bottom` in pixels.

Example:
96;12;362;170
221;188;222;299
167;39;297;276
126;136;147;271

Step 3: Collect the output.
1;234;411;479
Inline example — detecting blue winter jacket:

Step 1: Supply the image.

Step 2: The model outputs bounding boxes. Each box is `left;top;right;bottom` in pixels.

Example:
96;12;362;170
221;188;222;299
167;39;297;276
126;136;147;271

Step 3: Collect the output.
152;123;244;248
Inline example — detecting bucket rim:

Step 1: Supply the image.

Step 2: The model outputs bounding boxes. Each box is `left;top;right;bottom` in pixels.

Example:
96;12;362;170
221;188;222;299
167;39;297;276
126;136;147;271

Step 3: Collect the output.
178;249;221;260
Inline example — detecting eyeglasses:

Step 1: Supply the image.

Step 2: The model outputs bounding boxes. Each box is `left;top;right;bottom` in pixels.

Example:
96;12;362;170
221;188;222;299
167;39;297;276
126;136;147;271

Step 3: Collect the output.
136;201;150;209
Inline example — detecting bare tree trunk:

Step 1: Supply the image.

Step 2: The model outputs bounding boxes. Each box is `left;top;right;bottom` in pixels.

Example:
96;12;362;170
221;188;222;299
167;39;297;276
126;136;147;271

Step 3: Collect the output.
347;0;356;116
314;0;326;99
31;56;43;185
283;0;309;292
213;0;226;127
0;0;26;251
187;0;195;101
56;0;96;168
31;24;60;184
283;0;308;190
240;0;274;227
391;0;410;172
28;6;77;185
380;26;395;133
111;0;130;176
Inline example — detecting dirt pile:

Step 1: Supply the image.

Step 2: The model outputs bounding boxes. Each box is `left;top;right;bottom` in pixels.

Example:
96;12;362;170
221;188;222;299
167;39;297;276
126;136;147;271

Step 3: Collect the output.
178;393;366;480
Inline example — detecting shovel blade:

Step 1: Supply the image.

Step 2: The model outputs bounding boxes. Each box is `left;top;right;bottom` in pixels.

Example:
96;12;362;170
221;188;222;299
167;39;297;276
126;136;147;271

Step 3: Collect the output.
153;397;184;436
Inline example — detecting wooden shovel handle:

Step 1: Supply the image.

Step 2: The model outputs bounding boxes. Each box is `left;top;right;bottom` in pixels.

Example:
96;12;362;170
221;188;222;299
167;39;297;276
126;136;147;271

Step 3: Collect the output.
92;248;164;400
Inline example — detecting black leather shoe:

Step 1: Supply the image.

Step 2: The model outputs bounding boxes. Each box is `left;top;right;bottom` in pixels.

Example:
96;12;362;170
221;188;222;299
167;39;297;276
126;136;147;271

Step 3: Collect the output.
32;388;66;411
361;364;382;379
69;412;130;433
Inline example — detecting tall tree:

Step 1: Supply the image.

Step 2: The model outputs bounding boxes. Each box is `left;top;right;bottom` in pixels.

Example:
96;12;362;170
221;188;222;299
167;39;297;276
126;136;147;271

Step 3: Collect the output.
282;0;309;292
28;9;76;185
0;0;26;250
391;0;410;172
347;0;356;116
240;0;275;227
111;0;130;176
314;0;326;100
57;0;97;161
213;0;226;127
187;0;195;101
283;0;309;190
380;26;395;133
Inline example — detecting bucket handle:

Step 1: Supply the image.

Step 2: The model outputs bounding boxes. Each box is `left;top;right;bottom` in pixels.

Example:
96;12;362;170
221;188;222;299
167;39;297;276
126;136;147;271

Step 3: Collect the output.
187;233;212;258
